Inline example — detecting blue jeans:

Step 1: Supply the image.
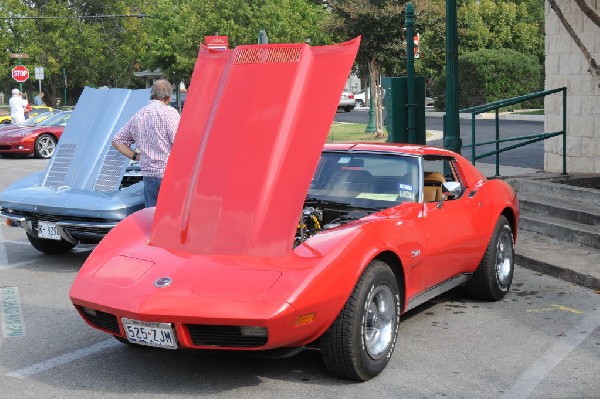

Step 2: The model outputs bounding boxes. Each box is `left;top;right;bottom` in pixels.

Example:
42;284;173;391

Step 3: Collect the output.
143;176;162;207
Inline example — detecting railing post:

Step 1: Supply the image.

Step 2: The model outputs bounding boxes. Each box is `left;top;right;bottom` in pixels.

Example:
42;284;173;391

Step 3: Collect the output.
471;114;476;165
495;109;500;176
562;88;567;175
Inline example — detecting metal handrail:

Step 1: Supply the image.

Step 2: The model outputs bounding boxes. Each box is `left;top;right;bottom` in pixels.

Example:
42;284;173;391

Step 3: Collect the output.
460;87;567;176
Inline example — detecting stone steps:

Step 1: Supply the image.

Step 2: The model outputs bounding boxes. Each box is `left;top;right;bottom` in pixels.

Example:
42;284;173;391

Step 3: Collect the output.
506;176;600;290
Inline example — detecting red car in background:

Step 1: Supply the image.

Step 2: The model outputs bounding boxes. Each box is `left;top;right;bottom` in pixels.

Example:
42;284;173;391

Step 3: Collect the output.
0;110;71;159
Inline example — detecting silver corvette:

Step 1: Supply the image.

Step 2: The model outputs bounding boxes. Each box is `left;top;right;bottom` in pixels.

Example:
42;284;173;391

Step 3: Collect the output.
0;87;150;254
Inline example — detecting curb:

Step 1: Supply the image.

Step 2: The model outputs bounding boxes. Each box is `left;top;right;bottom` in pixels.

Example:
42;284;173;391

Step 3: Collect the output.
424;111;544;122
515;254;600;291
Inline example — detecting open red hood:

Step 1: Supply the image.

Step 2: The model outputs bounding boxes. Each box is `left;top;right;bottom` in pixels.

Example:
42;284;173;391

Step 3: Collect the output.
151;38;360;257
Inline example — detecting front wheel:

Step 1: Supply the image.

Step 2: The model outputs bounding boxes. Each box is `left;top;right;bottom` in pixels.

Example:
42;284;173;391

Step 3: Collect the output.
320;260;401;381
34;133;57;159
355;100;364;108
26;232;75;254
465;215;514;301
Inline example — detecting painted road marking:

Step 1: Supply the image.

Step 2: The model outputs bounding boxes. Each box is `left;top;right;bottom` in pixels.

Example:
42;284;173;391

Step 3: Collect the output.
0;226;8;266
1;286;26;337
2;240;32;246
502;307;600;399
0;260;36;271
527;304;584;314
5;339;120;379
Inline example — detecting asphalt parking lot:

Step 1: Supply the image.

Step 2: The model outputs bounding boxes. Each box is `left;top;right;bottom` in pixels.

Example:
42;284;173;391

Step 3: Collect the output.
1;157;599;399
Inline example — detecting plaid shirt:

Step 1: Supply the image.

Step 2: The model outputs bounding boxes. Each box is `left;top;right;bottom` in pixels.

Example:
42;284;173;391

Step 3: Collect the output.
113;100;181;178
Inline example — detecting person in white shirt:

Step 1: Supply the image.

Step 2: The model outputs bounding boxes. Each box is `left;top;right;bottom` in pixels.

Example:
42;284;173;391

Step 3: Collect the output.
9;89;27;125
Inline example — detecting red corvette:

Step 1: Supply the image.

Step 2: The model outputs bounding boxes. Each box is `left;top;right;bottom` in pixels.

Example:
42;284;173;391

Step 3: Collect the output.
70;39;519;381
0;110;71;159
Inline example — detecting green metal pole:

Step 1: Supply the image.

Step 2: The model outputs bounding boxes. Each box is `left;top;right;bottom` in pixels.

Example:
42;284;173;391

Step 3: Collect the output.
495;109;500;176
443;0;462;153
63;68;67;106
365;76;376;133
406;3;416;144
258;29;268;44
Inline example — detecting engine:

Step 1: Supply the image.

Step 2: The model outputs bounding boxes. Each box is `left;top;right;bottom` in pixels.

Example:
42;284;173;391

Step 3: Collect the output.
293;205;373;247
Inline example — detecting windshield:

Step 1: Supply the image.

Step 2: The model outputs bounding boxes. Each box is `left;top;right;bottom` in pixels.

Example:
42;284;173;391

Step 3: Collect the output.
39;111;71;127
25;112;55;125
308;151;420;209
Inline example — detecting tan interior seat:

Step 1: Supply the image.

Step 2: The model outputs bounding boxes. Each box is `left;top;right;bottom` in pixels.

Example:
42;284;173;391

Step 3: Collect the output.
423;172;445;202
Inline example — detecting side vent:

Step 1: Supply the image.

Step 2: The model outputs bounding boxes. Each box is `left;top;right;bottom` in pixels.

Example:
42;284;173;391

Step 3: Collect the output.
94;146;128;192
234;47;302;64
43;144;77;189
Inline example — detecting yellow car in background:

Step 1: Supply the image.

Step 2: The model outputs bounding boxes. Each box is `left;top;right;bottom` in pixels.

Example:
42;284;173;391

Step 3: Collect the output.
0;105;54;124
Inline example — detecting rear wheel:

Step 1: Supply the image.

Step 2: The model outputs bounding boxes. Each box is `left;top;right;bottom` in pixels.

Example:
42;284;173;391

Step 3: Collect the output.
466;215;514;300
26;232;75;254
34;133;56;159
343;105;353;112
320;260;401;381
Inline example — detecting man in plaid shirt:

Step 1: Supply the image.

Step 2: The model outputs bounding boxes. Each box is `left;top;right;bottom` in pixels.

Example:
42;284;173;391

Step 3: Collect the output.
113;80;181;207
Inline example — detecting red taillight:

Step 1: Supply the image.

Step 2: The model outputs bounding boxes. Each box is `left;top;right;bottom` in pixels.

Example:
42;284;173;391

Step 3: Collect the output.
348;94;354;99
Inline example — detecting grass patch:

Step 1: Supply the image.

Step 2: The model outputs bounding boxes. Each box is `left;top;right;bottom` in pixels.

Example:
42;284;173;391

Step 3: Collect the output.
329;122;437;143
328;122;387;143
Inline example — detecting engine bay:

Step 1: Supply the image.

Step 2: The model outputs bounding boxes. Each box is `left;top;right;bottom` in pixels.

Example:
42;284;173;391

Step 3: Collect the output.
294;203;374;247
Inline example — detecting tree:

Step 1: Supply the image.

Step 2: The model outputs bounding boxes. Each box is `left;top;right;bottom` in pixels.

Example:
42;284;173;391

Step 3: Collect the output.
141;0;332;87
0;0;150;104
325;0;406;137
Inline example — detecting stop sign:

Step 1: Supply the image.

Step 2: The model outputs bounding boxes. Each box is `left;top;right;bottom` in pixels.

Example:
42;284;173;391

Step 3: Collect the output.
12;65;29;83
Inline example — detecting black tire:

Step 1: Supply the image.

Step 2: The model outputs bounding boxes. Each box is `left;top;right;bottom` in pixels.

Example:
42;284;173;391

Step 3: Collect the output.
320;260;401;381
26;232;75;254
465;215;514;301
34;133;57;159
355;100;364;108
343;105;353;112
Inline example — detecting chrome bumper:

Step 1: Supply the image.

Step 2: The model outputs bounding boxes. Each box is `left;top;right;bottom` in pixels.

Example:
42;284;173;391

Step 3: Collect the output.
0;209;118;244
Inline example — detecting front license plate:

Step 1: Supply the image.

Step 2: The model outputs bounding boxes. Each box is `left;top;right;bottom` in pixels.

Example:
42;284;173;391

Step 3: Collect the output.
121;318;177;349
37;221;61;240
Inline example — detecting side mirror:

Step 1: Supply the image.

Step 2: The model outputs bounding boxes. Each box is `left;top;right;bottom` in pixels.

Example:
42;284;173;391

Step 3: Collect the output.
442;181;463;199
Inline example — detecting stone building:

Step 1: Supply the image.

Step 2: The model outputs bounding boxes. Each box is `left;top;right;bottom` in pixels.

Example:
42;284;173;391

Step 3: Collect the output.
545;0;600;173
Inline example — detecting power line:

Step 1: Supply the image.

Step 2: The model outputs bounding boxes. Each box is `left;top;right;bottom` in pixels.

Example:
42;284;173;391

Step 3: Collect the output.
0;14;148;20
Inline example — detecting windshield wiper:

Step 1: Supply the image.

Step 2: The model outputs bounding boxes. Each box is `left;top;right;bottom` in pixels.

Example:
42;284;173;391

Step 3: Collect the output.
305;197;381;211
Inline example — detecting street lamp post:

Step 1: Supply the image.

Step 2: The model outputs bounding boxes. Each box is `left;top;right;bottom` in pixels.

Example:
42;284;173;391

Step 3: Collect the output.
444;0;462;153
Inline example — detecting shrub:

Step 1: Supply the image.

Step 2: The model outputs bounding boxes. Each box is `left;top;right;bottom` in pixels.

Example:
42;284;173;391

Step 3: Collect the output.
432;48;542;111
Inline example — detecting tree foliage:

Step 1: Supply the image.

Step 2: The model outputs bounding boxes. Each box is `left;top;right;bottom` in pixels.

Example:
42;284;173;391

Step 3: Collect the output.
0;0;545;108
142;0;331;85
0;0;330;104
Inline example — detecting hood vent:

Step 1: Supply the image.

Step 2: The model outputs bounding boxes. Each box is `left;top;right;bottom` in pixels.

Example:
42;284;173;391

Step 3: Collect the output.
43;144;77;189
234;47;302;64
93;146;129;192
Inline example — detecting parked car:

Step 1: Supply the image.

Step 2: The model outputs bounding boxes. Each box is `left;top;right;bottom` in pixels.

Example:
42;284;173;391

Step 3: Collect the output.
354;89;366;107
355;90;433;108
0;111;58;134
170;90;187;111
28;105;54;118
0;110;71;159
0;87;150;254
338;90;355;112
69;38;518;382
